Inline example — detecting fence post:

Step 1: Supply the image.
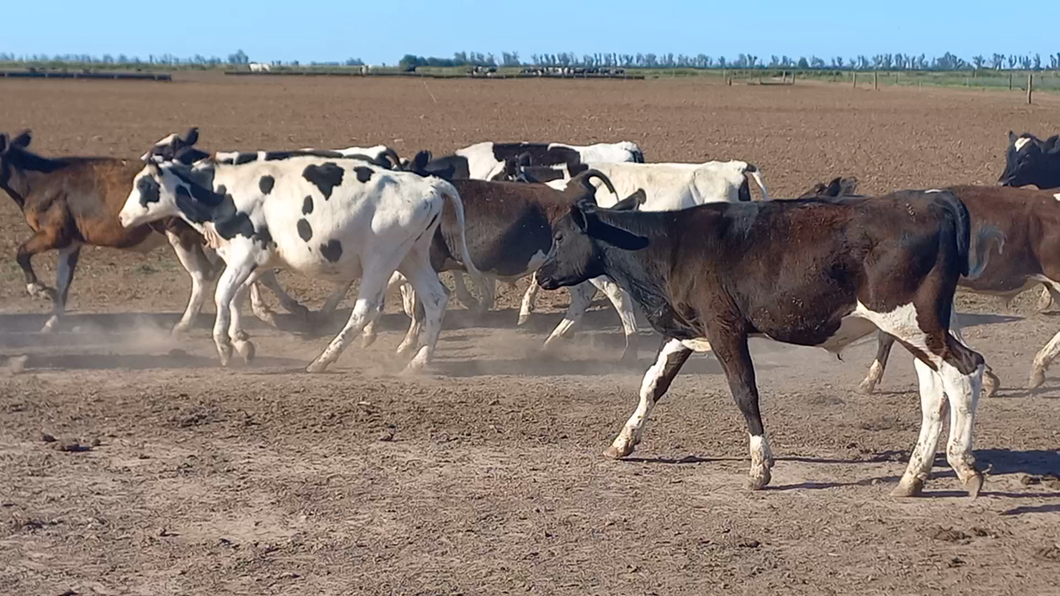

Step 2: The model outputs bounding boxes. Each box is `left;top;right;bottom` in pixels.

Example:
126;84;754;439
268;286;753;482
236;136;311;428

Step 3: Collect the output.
852;72;856;88
1028;73;1034;104
791;71;796;85
1009;73;1013;90
873;71;878;90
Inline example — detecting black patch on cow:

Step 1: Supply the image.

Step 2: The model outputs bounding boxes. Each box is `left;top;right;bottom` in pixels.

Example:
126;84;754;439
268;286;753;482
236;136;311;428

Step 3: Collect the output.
137;176;160;206
320;239;343;262
234;153;257;165
303;162;345;199
302;195;314;215
354;166;373;183
174;185;214;224
297;218;313;242
255;226;273;247
212;194;256;240
259;175;275;194
264;150;345;161
216;184;227;196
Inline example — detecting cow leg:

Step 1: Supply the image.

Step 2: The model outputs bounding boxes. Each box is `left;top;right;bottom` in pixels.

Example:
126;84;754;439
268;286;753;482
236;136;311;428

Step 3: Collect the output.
590;276;639;363
39;243;82;333
857;332;895;395
166;231;212;335
363;272;408;348
892;358;948;497
397;249;449;372
320;280;354;316
478;276;497;313
517;273;540;326
17;230;62;303
1030;278;1060;388
858;304;985;498
255;270;311;322
709;329;774;490
227;274;258;364
1035;284;1057;313
306;264;395;374
946;308;999;397
248;282;279;328
604;338;692;459
450;271;481;312
211;257;258;367
542;282;596;349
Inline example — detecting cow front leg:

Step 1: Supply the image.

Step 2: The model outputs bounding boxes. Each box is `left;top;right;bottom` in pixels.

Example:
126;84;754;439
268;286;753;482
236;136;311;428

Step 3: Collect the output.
166;231;212;334
17;230;62;304
709;328;773;490
604;338;692;459
307;266;392;373
542;282;596;349
517;273;540;326
589;276;638;362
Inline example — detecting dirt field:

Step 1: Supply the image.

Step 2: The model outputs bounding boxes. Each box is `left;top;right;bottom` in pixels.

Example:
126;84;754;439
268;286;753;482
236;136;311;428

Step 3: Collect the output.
1;74;1059;595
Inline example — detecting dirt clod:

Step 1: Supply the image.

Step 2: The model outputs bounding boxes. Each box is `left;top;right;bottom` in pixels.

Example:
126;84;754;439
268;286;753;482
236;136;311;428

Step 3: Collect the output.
40;432;56;443
927;527;971;543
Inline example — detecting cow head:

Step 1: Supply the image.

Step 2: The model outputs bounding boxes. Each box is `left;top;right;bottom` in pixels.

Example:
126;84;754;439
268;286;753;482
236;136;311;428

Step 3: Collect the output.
799;176;859;199
537;194;649;291
999;131;1060;189
120;161;221;229
0;130;35;202
142;127;209;165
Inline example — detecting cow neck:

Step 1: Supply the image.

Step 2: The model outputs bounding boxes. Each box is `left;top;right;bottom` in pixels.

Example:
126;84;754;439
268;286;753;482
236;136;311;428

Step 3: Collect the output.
592;209;688;335
0;148;91;210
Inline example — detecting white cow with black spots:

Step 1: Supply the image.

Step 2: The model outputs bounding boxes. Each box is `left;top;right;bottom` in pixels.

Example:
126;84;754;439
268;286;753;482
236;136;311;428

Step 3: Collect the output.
119;154;481;373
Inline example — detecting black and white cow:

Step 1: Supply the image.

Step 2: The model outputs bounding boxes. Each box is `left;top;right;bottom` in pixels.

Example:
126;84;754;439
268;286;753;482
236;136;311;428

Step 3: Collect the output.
536;191;993;497
119;153;481;373
408;140;644;182
510;159;769;326
999;131;1060;190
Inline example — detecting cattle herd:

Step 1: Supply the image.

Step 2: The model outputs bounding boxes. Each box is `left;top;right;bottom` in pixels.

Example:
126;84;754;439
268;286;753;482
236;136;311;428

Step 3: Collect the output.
3;126;1060;499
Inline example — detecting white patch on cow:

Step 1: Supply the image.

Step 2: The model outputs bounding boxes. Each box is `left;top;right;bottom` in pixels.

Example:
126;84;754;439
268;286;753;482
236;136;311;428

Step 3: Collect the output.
680;337;713;352
853;301;928;352
1053;192;1060;202
815;313;878;354
748;433;774;487
1014;136;1032;152
925;189;943;194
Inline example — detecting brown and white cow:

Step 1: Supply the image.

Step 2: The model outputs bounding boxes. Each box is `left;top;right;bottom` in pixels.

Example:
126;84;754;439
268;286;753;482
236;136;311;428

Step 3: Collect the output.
0;130;216;333
805;179;1060;395
537;189;993;498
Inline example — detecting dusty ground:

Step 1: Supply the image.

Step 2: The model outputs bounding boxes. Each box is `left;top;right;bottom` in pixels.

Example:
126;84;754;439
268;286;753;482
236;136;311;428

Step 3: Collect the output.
1;75;1059;595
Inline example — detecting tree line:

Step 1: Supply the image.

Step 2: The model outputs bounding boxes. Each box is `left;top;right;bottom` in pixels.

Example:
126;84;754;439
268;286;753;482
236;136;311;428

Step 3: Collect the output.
0;50;364;68
4;49;1060;71
401;51;1060;71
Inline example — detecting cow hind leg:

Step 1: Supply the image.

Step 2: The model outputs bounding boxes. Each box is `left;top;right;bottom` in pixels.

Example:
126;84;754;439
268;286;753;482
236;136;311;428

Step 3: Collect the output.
306;263;396;374
363;272;408;349
397;254;448;372
604;338;692;459
41;243;82;333
212;259;258;367
858;331;894;394
1030;278;1060;389
450;271;481;312
256;271;311;323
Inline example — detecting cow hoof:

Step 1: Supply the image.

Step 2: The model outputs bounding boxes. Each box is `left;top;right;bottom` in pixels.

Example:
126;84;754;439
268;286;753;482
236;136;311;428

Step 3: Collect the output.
962;471;984;500
857;379;877;395
27;283;57;302
516;313;531;326
603;442;634;460
1028;368;1046;390
361;333;378;349
746;466;772;490
232;329;250;342
40;316;60;334
1036;293;1054;313
983;371;1000;398
235;340;256;364
306;360;329;374
396;341;419;358
170;323;191;337
890;476;924;498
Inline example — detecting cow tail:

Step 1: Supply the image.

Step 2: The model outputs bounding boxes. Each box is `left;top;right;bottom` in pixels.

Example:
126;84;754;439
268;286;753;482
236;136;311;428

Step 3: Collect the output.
966;225;1005;280
437;181;484;285
936;192;973;277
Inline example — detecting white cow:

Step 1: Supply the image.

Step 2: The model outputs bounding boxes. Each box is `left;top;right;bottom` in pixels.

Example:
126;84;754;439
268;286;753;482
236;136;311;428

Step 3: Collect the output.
249;63;272;73
119;154;481;373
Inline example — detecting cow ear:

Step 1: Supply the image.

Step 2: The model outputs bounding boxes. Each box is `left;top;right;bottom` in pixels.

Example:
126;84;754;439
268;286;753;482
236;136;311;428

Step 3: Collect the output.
12;130;31;148
184;127;199;147
1008;131;1018;144
586;218;650;251
570;201;593;233
839;177;858;195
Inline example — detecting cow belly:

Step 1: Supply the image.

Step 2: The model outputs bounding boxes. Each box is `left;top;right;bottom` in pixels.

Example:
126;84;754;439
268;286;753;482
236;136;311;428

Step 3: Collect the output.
121;231;169;254
813;315;878;353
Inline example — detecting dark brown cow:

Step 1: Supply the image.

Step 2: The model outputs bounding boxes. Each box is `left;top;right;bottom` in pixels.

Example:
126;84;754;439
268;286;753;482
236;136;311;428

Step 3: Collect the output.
805;179;1060;394
537;190;994;498
364;169;647;359
0;131;215;332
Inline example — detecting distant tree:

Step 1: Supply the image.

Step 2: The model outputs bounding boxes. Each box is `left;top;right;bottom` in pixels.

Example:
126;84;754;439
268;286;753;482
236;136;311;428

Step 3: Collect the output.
797;56;809;69
832;56;844;68
810;56;825;69
227;49;249;65
1033;53;1042;70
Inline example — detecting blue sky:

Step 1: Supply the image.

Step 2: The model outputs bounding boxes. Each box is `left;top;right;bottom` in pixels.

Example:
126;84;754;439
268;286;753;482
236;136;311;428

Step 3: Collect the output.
5;0;1058;65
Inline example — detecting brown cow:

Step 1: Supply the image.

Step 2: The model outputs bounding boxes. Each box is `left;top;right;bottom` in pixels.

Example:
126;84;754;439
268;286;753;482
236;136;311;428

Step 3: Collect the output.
804;179;1060;394
0;130;216;333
